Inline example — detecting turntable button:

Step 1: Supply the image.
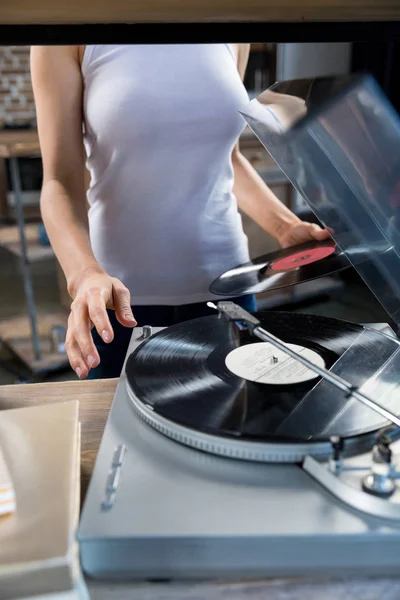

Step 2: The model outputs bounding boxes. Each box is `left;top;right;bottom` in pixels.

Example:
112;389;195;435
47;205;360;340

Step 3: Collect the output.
112;444;126;467
102;491;117;511
107;466;121;492
142;325;153;339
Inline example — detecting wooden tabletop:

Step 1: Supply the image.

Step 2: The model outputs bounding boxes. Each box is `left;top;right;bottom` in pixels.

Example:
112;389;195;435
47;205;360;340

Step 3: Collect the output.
1;0;399;25
0;129;257;160
1;378;400;599
0;130;40;159
0;378;117;497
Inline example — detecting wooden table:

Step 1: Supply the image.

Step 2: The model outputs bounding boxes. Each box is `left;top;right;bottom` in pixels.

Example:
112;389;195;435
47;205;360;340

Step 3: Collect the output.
0;130;70;376
0;378;114;497
1;379;400;599
0;130;42;365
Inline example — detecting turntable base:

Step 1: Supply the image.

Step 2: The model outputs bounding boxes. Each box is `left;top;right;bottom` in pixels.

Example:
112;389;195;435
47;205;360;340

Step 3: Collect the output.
79;326;400;581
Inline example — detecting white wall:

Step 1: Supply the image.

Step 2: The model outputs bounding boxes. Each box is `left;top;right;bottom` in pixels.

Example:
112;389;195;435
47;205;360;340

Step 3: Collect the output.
276;43;351;212
277;43;351;81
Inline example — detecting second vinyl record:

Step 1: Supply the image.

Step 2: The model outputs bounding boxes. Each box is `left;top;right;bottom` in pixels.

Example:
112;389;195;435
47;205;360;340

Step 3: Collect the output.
209;239;350;296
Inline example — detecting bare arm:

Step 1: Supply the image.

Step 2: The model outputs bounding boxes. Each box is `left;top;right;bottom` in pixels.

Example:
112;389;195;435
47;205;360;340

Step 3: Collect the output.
31;46;135;378
232;146;302;240
31;46;98;293
232;45;329;247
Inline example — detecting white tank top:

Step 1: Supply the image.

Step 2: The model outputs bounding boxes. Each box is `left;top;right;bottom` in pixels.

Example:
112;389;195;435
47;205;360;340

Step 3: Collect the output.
82;44;251;305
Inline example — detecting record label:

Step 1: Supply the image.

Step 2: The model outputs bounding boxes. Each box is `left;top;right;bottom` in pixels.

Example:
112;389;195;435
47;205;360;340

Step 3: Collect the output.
225;342;326;385
270;244;336;271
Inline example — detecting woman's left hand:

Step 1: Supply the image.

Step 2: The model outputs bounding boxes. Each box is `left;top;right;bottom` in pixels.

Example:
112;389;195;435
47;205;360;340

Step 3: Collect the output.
278;221;331;248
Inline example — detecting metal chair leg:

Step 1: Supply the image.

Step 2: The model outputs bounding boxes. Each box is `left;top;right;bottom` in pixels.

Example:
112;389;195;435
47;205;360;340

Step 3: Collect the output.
9;156;41;362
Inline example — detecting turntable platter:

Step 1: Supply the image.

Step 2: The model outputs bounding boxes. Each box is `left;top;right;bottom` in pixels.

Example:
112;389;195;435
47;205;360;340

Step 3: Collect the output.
126;312;400;462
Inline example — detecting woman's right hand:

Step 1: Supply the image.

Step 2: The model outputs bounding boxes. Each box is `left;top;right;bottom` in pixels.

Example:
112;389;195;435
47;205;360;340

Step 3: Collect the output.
65;268;137;378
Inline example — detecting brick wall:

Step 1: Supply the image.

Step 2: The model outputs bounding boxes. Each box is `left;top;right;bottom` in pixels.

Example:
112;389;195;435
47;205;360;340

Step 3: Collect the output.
0;46;35;128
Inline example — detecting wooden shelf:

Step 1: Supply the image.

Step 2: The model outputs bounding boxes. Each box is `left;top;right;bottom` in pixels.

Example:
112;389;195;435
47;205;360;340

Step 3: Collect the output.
0;312;69;374
0;223;54;263
0;130;40;159
250;43;267;52
1;0;399;24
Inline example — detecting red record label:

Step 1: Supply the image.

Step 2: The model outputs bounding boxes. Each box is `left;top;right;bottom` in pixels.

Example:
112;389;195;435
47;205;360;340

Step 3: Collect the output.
270;244;336;271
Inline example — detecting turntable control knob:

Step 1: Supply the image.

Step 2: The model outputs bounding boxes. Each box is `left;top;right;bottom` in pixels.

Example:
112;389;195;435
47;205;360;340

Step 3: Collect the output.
330;435;344;461
362;463;396;498
372;443;392;465
142;325;153;339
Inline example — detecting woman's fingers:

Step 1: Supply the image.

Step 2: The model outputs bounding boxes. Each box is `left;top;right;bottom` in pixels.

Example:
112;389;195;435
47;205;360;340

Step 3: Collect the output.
66;339;88;379
71;299;100;369
88;290;114;343
65;274;134;377
310;223;331;240
112;280;137;327
279;221;332;248
65;315;89;378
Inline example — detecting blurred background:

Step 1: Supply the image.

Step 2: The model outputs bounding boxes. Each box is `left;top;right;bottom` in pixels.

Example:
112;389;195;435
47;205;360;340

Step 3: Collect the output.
0;41;396;383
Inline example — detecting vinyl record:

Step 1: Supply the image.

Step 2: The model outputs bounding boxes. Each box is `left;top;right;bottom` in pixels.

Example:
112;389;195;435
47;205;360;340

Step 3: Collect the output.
126;312;400;447
209;239;350;296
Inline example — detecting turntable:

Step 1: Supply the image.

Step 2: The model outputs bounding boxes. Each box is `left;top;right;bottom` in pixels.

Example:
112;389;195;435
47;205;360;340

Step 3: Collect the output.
78;74;400;580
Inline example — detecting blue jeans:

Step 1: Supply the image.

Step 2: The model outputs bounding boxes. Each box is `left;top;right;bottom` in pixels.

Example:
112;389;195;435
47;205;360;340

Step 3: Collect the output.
87;294;257;379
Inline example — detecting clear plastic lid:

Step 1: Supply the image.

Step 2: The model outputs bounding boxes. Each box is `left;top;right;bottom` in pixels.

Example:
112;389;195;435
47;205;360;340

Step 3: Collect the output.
240;74;400;332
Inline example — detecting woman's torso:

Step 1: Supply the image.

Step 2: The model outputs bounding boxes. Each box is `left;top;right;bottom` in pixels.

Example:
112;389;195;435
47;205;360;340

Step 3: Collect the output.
82;44;250;305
